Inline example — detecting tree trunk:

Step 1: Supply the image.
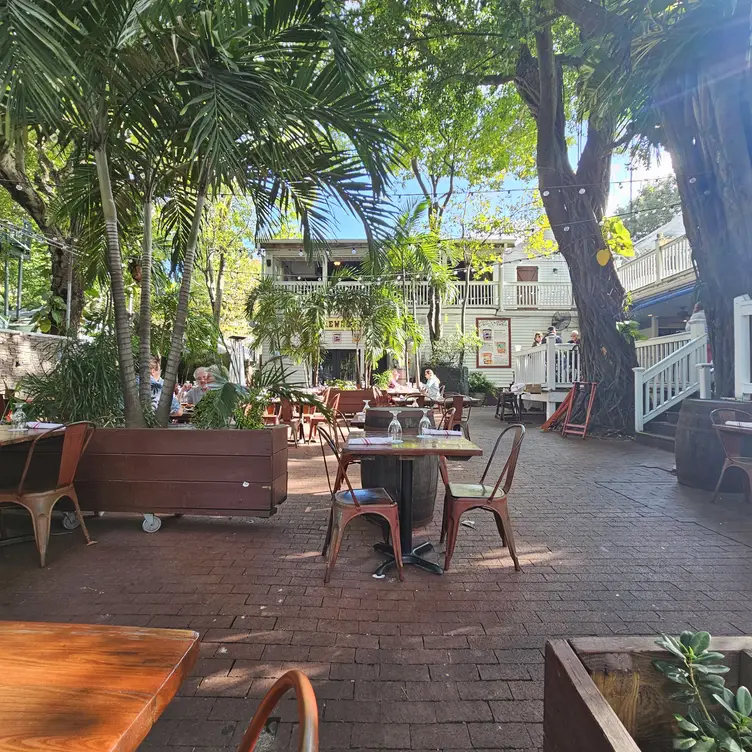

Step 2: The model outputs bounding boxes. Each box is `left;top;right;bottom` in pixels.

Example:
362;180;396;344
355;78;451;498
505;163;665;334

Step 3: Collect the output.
138;196;153;407
157;185;207;425
655;15;752;397
214;251;225;328
94;146;144;427
513;30;636;433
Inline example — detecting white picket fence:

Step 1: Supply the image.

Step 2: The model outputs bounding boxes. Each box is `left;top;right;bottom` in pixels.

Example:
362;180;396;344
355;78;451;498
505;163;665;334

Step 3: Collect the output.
635;332;693;369
735;294;752;400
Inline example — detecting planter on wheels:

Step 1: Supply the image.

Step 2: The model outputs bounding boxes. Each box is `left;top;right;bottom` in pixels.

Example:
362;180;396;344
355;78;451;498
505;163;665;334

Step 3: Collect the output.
360;407;438;528
75;426;288;531
545;636;752;752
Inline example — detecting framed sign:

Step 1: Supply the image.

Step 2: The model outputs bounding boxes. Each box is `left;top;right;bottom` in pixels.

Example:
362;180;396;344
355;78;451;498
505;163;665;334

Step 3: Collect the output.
332;333;342;344
476;317;511;368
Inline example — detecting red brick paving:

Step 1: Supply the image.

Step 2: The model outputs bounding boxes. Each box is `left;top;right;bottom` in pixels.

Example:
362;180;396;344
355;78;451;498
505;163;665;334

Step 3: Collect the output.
2;408;752;750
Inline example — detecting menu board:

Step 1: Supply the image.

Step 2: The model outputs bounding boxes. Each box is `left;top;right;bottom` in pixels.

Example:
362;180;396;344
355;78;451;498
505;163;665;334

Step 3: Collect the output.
476;317;511;368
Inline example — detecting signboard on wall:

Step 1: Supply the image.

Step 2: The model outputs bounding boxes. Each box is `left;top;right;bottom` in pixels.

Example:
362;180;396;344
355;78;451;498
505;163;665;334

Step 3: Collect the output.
325;317;344;330
476;317;511;368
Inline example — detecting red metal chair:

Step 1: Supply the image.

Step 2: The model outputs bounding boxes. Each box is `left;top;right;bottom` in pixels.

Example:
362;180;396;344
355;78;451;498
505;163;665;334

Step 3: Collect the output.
318;427;404;584
236;670;318;752
261;402;280;426
439;424;525;572
308;392;340;443
0;422;96;567
710;408;752;502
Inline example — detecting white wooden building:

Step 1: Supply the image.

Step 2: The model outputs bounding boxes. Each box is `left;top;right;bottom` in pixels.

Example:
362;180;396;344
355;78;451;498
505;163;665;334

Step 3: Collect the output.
258;238;579;388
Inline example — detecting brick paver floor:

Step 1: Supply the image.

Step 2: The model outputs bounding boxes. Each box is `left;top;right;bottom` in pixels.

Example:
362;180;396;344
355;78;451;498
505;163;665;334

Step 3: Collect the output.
2;408;752;751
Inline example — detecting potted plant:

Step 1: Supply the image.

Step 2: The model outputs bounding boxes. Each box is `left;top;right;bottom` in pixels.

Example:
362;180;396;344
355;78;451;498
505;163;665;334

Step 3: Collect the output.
544;631;752;752
21;340;323;531
468;371;497;405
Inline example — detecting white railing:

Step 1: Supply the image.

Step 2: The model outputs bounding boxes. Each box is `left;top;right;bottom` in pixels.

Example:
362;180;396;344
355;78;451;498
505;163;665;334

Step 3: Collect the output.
502;282;573;309
513;340;580;391
275;279;573;310
734;294;752;400
617;234;695;294
633;334;708;432
635;332;692;369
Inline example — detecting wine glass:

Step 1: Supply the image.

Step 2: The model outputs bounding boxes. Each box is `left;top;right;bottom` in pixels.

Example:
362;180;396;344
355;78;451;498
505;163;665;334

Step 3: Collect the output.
11;404;26;431
363;400;371;411
387;410;402;441
418;408;431;436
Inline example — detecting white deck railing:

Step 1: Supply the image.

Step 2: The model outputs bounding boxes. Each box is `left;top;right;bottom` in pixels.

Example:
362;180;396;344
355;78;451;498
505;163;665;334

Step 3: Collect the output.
617;234;694;294
513;339;580;391
275;279;574;310
635;332;693;369
633;333;708;432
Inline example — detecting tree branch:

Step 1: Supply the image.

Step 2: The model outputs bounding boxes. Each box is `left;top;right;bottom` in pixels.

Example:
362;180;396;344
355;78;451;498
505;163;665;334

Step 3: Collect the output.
411;157;432;201
553;0;621;40
480;73;515;86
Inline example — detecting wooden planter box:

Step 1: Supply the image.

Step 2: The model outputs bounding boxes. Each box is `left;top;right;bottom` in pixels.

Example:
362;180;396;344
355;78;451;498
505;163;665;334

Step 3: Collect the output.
545;637;752;752
75;426;288;520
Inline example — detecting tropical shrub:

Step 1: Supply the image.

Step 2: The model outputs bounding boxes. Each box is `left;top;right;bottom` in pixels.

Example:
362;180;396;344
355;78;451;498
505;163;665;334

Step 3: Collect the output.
468;372;495;395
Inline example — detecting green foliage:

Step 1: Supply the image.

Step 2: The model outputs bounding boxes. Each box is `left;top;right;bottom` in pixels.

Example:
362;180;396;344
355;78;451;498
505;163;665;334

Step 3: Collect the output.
327;379;357;390
431;328;483;367
654;632;752;752
373;371;392;390
31;292;67;333
602;217;635;259
616;319;648;343
468;371;495;394
617;177;681;241
19;334;125;426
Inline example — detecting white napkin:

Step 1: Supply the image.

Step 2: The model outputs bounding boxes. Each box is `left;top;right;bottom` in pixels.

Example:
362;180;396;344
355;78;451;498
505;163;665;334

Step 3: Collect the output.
724;421;752;429
347;437;395;445
420;429;463;437
26;422;64;430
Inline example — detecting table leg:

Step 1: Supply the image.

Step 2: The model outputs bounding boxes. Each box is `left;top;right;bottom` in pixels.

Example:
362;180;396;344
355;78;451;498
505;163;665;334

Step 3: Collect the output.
373;458;443;577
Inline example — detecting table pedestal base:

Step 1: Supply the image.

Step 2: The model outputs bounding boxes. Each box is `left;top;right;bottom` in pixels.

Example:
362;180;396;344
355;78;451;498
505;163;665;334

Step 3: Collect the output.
373;541;444;576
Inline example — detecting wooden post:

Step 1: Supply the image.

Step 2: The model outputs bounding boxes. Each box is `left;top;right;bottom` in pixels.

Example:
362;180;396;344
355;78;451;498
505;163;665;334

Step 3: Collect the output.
497;261;505;313
654;237;663;284
633;367;646;432
734;295;751;399
546;336;557;390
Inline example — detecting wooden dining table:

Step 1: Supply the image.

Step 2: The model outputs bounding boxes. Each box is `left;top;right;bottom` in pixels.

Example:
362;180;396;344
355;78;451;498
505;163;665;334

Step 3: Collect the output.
343;434;482;576
0;621;199;752
0;426;58;447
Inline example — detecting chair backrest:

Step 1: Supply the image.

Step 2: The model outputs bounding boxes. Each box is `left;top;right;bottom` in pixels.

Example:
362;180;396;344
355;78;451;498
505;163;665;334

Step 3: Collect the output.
328;392;341;414
236;670;318;752
479;424;526;499
441;407;456;430
19;421;96;495
280;399;295;422
710;408;752;460
318;427;360;507
264;403;278;416
450;396;465;426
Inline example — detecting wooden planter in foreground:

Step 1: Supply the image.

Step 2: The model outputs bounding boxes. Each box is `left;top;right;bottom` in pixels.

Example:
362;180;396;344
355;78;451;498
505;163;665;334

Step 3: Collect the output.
75;426;288;521
545;637;752;752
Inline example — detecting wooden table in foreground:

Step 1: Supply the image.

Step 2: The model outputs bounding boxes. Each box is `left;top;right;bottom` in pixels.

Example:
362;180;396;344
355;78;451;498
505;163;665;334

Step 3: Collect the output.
0;621;199;752
343;435;482;576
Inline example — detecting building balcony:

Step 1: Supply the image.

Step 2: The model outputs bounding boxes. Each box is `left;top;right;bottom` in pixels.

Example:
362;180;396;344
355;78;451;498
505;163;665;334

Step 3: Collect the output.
616;234;695;299
273;279;574;311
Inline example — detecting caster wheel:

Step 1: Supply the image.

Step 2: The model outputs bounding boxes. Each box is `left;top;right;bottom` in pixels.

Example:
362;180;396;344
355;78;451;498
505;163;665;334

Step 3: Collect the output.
62;512;80;531
142;515;162;533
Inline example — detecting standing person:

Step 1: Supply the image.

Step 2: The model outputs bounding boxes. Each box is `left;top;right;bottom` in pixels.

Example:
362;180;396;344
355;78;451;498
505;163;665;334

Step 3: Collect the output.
532;332;543;347
568;330;580;345
149;356;183;417
421;368;442;401
184;366;213;405
542;326;562;344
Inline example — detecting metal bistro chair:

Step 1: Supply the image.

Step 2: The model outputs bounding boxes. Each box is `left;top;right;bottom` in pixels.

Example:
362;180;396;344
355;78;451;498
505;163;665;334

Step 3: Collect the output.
439;424;525;572
279;399;301;447
318;427;404;584
308;392;340;443
236;670;318;752
444;395;472;439
710;408;752;502
496;387;522;422
0;422;96;567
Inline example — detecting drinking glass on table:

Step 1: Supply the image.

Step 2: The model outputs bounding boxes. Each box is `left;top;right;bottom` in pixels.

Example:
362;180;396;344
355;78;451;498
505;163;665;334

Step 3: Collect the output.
11;405;26;431
418;408;431;436
387;410;402;441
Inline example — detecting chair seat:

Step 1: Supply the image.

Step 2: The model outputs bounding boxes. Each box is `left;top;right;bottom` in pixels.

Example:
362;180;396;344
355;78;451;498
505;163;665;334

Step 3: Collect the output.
334;487;394;506
448;483;499;500
728;456;752;465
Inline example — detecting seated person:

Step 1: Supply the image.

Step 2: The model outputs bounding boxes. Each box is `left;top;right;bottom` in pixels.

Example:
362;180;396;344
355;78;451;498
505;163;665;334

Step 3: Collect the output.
149;356;182;417
421;368;442;401
388;369;401;390
183;366;214;405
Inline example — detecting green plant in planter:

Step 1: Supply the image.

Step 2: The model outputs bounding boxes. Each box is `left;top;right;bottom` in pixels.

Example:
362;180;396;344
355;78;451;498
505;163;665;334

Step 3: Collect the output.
373;370;392;390
468;372;495;395
327;379;357;390
654;631;752;751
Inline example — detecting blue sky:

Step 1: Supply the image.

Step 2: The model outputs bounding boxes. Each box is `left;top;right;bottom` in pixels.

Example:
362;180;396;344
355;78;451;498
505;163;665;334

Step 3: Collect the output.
328;150;676;240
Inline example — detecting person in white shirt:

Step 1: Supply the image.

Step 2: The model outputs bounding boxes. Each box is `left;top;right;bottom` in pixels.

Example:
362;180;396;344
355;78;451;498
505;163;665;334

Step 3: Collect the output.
422;368;442;401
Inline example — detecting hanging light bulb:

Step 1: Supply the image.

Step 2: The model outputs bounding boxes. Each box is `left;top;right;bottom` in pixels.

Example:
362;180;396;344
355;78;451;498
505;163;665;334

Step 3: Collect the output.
351;247;357;255
563;226;570;232
542;190;550;196
578;188;586;194
689;177;697;184
298;249;304;256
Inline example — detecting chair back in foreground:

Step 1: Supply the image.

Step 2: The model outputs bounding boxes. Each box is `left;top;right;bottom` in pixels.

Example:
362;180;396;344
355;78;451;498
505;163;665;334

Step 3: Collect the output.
709;408;752;502
236;670;318;752
480;423;526;500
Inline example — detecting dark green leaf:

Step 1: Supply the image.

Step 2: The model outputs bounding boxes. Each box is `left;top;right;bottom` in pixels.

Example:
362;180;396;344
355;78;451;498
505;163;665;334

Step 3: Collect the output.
674;739;697;750
690;632;711;654
736;687;752;717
